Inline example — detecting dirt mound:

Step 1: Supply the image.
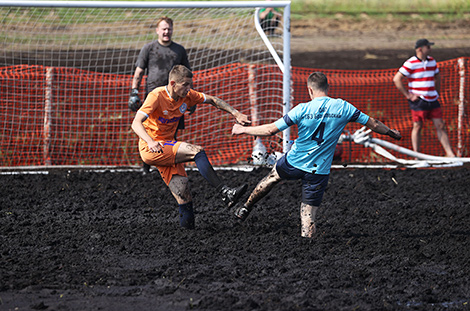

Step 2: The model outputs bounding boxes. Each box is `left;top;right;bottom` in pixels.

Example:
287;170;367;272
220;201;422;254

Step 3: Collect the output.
290;16;470;69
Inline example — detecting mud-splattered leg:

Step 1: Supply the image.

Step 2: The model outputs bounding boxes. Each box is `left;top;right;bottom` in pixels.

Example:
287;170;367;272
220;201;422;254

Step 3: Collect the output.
245;165;282;209
300;202;318;238
168;175;194;229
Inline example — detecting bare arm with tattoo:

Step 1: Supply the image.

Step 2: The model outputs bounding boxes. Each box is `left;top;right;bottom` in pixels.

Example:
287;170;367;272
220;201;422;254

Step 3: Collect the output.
205;94;251;126
132;67;145;89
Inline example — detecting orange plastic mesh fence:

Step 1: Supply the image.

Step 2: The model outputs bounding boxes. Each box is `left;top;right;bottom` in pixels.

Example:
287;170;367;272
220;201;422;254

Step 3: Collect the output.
1;65;134;166
0;63;283;167
1;58;468;167
178;63;284;165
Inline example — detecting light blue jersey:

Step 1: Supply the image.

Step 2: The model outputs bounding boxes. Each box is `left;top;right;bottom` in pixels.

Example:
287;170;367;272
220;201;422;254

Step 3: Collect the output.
274;96;369;174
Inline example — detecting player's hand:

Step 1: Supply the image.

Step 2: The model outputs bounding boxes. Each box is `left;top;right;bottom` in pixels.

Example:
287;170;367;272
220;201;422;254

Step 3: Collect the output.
232;124;244;135
128;88;142;112
188;104;197;115
234;112;251;126
387;129;402;140
147;141;163;153
407;93;420;102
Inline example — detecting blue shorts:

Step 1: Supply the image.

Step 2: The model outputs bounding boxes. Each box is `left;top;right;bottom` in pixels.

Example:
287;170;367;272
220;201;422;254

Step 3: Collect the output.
275;154;329;206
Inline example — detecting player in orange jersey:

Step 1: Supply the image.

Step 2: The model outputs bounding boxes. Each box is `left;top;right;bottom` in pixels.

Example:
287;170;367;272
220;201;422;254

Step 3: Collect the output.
131;65;251;229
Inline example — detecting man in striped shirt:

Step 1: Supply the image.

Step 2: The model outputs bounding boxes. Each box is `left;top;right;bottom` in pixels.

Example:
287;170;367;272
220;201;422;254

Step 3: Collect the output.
393;38;455;157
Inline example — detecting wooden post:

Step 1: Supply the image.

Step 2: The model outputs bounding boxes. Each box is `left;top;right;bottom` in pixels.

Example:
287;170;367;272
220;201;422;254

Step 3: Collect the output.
457;58;465;157
44;67;53;165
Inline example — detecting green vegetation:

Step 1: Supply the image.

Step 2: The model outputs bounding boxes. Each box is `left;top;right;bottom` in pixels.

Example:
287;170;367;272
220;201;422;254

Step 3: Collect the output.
2;0;469;25
192;0;470;20
23;0;470;15
290;0;470;15
162;0;470;15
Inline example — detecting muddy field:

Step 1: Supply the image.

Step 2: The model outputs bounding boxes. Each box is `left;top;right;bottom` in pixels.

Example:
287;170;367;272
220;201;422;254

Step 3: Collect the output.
1;166;470;310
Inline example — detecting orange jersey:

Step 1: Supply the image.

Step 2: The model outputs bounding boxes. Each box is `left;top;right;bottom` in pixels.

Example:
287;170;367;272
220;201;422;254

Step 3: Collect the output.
138;86;206;141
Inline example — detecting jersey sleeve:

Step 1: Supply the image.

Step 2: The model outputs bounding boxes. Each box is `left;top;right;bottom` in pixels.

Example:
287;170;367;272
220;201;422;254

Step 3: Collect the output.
274;104;301;131
187;89;207;107
354;110;369;125
274;116;288;132
135;43;150;70
346;101;369;125
398;57;413;77
138;92;158;117
434;60;439;74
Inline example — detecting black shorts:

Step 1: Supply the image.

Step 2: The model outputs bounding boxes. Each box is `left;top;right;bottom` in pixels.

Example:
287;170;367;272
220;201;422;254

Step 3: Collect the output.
275;155;329;206
408;98;440;111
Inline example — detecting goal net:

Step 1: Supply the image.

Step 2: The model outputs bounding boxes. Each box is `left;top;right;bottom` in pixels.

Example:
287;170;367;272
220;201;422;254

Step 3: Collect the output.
0;1;290;167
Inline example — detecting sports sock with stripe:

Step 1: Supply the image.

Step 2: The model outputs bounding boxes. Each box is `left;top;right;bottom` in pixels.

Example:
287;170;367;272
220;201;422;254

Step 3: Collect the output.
194;150;223;190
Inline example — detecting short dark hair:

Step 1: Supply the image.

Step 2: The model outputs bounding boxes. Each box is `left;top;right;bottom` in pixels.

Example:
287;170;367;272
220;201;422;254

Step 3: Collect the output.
156;16;173;28
169;65;193;83
307;72;329;93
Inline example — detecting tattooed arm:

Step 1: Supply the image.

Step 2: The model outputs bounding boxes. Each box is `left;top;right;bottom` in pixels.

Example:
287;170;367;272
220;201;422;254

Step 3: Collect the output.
205;94;251;126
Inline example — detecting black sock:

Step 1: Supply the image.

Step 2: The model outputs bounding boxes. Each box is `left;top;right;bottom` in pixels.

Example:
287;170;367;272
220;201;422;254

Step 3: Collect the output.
194;150;223;190
179;202;195;229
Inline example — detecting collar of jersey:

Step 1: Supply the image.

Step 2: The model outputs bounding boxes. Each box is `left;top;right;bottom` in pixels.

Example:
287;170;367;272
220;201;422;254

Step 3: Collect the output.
165;86;178;104
415;55;430;62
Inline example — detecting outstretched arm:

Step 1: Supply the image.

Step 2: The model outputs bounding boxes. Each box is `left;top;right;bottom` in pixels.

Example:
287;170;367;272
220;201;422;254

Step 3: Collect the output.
366;117;402;140
205;95;251;125
232;123;280;137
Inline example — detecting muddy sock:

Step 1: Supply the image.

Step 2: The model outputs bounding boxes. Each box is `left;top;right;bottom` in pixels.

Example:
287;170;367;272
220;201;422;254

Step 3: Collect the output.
178;202;195;229
194;150;222;190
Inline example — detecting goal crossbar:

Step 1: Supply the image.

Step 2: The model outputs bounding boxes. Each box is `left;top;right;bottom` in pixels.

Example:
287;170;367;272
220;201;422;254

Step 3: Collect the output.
1;1;291;8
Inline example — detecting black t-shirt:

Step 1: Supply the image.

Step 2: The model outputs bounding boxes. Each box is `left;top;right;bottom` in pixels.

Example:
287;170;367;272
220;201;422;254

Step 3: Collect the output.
135;40;190;93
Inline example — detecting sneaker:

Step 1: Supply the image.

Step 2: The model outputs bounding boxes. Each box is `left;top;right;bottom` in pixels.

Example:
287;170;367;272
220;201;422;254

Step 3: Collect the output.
221;184;247;208
234;203;251;222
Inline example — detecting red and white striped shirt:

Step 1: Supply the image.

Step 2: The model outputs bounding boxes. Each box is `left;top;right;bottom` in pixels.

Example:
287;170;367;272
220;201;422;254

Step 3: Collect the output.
399;56;439;102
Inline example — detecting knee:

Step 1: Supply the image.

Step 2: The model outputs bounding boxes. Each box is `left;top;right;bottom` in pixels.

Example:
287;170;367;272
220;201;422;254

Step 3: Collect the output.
170;176;192;203
434;121;446;131
413;122;423;131
190;145;204;157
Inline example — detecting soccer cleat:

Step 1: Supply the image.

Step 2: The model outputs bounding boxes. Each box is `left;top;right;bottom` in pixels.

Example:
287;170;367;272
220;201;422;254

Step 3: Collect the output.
234;203;251;222
142;162;151;175
221;184;247;208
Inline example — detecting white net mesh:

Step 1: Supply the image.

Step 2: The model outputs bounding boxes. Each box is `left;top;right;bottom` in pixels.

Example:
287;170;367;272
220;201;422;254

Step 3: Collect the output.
0;3;286;167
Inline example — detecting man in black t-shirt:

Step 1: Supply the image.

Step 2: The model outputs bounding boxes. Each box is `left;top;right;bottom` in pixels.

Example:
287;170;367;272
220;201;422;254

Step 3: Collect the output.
128;16;194;174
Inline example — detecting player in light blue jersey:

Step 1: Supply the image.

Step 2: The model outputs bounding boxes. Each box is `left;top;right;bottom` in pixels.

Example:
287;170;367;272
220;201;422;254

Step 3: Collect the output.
231;72;401;238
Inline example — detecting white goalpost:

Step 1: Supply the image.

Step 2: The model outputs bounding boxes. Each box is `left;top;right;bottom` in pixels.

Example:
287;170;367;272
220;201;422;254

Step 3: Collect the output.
341;127;470;169
0;0;291;168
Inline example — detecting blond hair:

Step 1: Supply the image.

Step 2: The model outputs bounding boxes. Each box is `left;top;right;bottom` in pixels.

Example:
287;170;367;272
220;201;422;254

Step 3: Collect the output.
156;16;173;28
